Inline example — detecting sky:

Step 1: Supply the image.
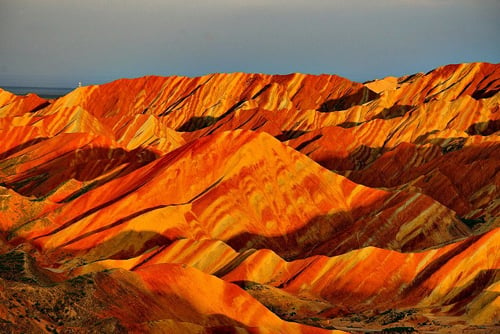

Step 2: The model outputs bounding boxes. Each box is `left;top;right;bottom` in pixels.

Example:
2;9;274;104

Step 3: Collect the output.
0;0;499;88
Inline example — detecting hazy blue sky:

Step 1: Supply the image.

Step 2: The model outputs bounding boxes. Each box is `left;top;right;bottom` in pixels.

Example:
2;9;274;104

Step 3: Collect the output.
1;0;499;87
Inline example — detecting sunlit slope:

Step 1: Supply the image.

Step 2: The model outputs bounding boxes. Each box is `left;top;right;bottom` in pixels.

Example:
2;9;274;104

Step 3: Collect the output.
222;228;499;316
72;228;499;328
365;62;500;102
0;251;341;333
285;63;499;230
54;72;376;121
99;264;341;334
9;130;470;268
74;228;499;320
0;88;49;117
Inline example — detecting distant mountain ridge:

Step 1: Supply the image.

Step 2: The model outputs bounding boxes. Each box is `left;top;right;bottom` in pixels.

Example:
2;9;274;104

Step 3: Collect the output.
0;62;498;333
1;86;73;99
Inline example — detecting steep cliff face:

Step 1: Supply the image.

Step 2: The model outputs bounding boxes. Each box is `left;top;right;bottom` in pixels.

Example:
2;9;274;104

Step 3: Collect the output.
0;62;498;333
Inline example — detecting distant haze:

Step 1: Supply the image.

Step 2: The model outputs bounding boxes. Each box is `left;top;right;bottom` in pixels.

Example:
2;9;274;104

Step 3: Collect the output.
1;0;499;88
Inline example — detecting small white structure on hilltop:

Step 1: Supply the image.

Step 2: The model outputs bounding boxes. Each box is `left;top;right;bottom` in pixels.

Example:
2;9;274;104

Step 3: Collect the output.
78;81;82;88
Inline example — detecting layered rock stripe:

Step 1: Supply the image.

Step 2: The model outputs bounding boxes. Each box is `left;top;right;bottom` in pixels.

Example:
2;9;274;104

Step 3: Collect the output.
0;62;498;333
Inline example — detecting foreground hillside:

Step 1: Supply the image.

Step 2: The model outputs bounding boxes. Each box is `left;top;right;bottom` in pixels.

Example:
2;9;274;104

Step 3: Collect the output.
0;62;498;333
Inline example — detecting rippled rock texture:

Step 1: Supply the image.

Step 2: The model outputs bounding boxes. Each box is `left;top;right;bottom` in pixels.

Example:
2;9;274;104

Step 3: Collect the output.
0;62;498;333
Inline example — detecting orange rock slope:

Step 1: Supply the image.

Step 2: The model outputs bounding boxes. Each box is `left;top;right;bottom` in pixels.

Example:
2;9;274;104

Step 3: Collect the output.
0;62;498;333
